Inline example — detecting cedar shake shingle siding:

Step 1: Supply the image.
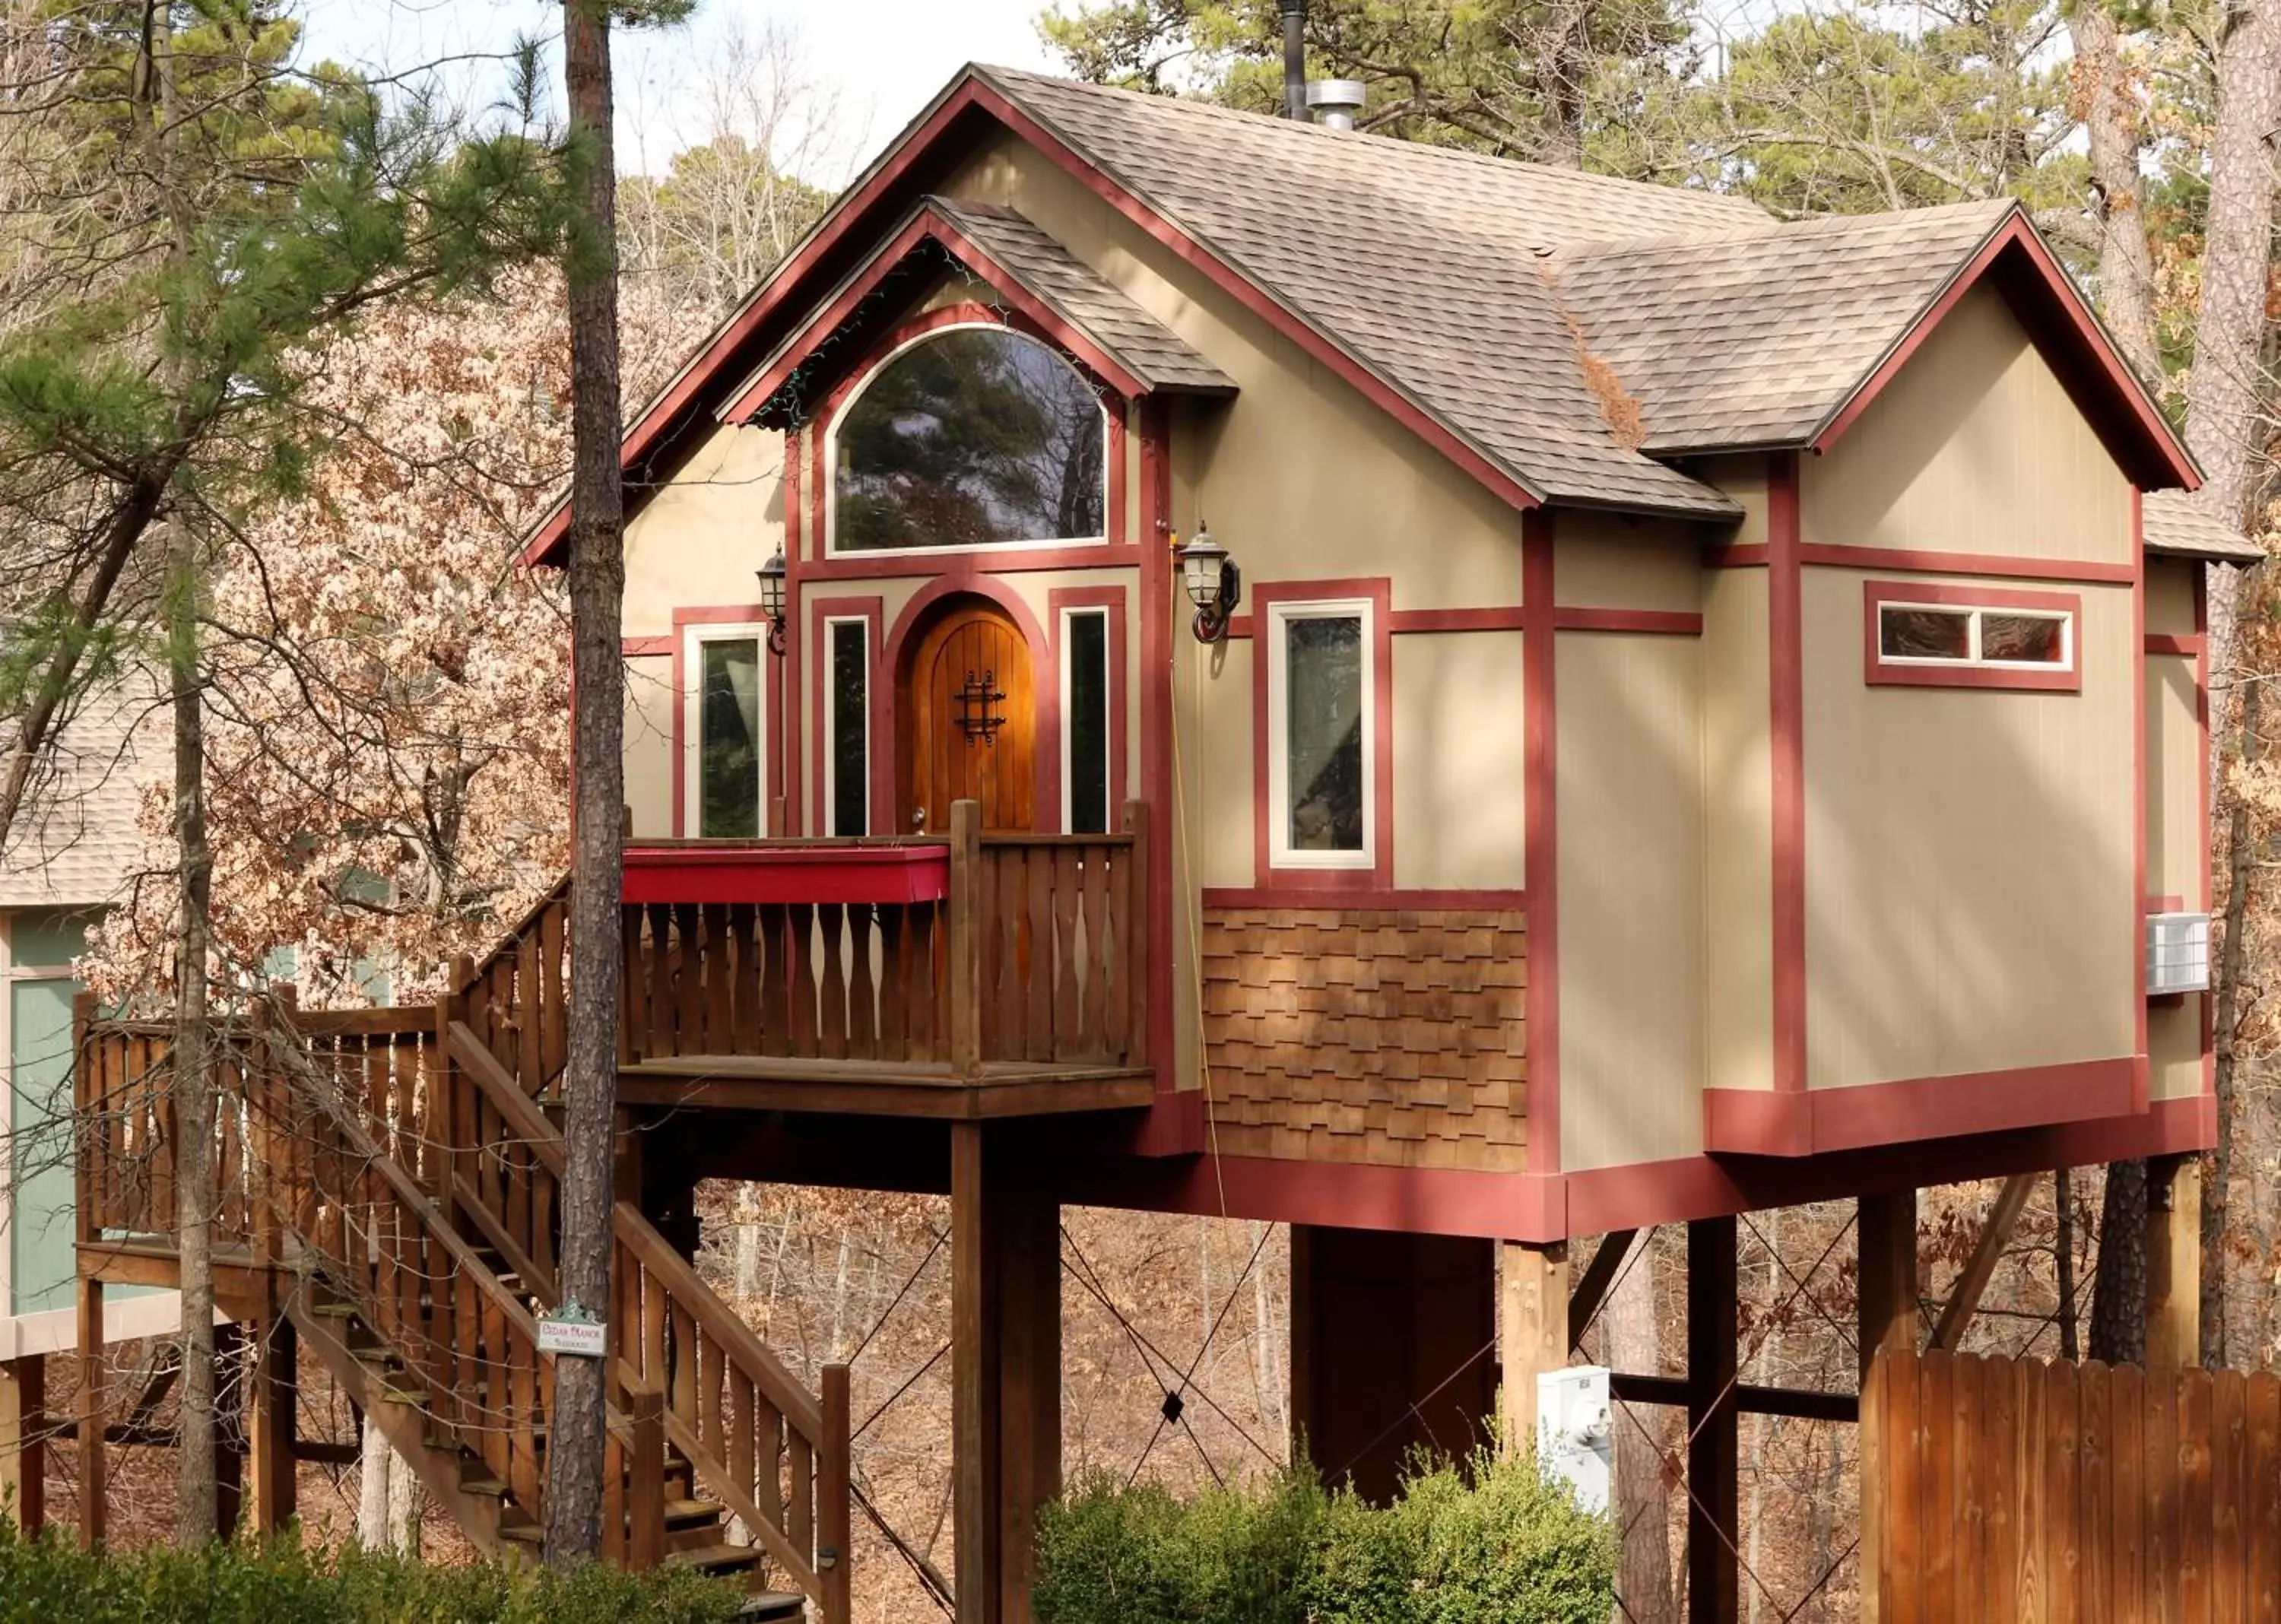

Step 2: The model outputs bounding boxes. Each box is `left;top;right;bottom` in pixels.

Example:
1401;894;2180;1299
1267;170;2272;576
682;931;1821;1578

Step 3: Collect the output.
1201;907;1528;1171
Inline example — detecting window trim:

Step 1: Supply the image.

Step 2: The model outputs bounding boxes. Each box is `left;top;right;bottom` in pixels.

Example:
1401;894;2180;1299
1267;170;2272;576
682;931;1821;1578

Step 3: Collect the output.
807;595;885;839
1055;600;1121;836
677;620;771;839
822;321;1113;561
1254;582;1394;885
821;614;874;838
1862;580;2083;693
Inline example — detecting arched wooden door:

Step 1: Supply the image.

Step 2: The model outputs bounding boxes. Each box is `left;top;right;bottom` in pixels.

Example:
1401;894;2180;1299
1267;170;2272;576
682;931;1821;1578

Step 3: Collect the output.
899;599;1036;834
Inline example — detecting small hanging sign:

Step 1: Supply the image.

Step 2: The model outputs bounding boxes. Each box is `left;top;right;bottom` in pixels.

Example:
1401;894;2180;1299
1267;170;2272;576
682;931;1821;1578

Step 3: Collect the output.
537;1300;608;1359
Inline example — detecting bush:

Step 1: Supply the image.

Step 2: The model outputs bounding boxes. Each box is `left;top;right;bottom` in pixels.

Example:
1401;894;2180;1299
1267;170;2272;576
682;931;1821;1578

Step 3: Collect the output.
1035;1450;1614;1624
0;1521;747;1624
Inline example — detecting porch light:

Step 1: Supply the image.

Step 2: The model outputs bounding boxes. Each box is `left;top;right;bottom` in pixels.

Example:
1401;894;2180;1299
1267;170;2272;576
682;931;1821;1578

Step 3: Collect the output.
756;547;788;656
1175;527;1241;643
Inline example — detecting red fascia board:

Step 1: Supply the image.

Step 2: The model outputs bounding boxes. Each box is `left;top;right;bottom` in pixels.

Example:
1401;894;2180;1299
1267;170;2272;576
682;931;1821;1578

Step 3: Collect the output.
621;844;950;906
1810;214;2199;493
724;207;1156;423
1702;1055;2138;1158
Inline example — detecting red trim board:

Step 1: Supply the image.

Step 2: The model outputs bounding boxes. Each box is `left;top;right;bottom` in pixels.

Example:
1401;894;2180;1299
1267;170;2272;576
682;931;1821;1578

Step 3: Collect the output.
1860;579;2084;693
1521;508;1559;1175
2132;490;2149;1100
1201;887;1528;912
1134;398;1179;1123
1245;577;1397;896
1703;1056;2138;1157
1047;584;1131;829
1708;542;2137;585
1552;607;1702;636
622;635;674;658
668;604;776;839
623;843;948;906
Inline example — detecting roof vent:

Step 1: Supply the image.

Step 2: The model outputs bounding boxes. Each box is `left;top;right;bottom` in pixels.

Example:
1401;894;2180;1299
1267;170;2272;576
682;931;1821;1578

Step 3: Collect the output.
1305;79;1366;131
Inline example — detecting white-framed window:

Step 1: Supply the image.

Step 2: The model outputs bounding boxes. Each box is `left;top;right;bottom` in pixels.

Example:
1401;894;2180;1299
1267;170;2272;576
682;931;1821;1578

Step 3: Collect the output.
823;616;871;838
826;324;1109;557
681;623;768;839
1875;601;2073;670
1267;598;1374;869
1060;606;1113;836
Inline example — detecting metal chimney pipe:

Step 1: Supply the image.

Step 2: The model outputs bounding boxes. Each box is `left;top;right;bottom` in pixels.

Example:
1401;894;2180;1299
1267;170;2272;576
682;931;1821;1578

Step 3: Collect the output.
1280;0;1306;120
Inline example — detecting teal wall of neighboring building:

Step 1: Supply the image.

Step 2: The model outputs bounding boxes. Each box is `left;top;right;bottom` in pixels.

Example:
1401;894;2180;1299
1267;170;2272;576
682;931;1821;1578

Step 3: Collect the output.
7;909;92;1319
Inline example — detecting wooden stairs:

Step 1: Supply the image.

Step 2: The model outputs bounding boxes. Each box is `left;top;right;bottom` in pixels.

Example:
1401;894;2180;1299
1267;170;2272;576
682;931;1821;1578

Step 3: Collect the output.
75;888;852;1622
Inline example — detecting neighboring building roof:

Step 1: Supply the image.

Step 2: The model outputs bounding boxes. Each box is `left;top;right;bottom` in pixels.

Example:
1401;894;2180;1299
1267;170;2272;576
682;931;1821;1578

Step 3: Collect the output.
522;65;2204;565
2143;490;2267;563
0;684;156;912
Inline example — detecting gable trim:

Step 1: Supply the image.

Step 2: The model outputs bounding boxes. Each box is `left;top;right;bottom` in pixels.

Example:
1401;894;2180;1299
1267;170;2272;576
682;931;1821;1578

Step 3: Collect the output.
1808;211;2199;492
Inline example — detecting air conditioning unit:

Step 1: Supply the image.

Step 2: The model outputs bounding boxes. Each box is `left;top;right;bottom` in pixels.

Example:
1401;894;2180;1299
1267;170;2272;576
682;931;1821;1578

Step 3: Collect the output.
2146;911;2211;996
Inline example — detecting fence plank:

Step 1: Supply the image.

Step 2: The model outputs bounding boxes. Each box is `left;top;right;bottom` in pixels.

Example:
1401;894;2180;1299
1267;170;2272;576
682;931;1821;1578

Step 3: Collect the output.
2183;1369;2216;1624
2082;1361;2112;1624
2216;1370;2249;1624
1924;1349;1957;1618
2248;1372;2281;1624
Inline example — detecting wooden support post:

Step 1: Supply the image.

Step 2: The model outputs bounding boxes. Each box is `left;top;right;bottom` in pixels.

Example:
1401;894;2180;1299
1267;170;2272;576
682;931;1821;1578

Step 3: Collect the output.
77;1274;104;1547
950;1121;1001;1624
1930;1175;2032;1353
243;1312;296;1536
1686;1216;1738;1624
2;1354;45;1534
818;1365;853;1624
2146;1153;2203;1367
947;801;983;1080
1498;1242;1569;1458
1857;1190;1916;1624
998;1191;1060;1624
214;1322;245;1538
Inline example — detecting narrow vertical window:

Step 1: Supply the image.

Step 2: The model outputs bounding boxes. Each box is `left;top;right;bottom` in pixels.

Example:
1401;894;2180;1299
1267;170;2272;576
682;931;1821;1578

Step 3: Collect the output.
827;617;870;837
684;626;766;838
1063;607;1111;834
1269;601;1372;868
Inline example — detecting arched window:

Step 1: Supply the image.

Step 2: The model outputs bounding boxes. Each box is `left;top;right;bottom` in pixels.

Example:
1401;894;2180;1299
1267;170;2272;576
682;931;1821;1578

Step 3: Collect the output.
830;326;1107;553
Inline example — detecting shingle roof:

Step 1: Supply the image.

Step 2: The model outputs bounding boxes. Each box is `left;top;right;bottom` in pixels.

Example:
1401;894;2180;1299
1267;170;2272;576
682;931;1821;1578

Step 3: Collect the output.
1546;200;2016;453
0;681;158;912
928;198;1236;396
977;65;1759;518
2143;490;2265;563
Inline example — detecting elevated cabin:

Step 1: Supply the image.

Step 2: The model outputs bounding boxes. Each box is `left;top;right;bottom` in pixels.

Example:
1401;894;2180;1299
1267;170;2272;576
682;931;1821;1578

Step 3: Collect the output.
517;69;2260;1611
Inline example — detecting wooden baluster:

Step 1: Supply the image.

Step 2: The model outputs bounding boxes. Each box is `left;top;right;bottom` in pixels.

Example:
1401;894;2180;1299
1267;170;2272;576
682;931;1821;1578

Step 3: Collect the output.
949;807;982;1079
604;1426;628;1565
756;1393;786;1531
1026;847;1055;1062
998;844;1026;1061
820;1365;852;1624
629;1385;665;1569
541;896;567;1085
669;1300;699;1432
730;1372;757;1522
820;904;850;1060
788;1429;815;1571
878;907;909;1061
703;902;733;1051
647;903;677;1059
619;904;644;1065
644;1271;669;1419
759;903;792;1054
788;905;820;1058
509;1318;538;1505
672;903;703;1051
729;902;761;1052
1119;801;1148;1062
849;905;881;1060
517;925;543;1092
533;1136;557;1288
1058;845;1087;1058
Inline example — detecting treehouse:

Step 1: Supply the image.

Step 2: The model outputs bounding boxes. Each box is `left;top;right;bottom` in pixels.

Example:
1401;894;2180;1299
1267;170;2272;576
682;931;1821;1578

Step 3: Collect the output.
60;64;2252;1624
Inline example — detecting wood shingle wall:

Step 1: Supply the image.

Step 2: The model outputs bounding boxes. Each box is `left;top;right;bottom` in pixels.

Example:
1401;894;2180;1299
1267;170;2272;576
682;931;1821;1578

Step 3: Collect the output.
1198;907;1528;1170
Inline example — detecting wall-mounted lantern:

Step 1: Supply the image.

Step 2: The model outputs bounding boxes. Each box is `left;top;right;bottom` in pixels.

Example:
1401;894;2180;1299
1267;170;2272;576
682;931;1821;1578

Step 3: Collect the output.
756;547;788;656
1175;527;1242;644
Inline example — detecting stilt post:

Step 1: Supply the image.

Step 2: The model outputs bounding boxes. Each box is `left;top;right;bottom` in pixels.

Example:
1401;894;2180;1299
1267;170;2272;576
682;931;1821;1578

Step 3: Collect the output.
1857;1189;1917;1624
2146;1153;2202;1366
1686;1216;1738;1624
243;1311;297;1535
77;1272;104;1547
998;1191;1060;1622
1498;1242;1570;1457
950;1121;1002;1623
1;1353;44;1534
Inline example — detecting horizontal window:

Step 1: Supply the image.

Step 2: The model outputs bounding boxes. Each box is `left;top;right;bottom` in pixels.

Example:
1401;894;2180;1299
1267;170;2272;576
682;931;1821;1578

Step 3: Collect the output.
1864;582;2081;692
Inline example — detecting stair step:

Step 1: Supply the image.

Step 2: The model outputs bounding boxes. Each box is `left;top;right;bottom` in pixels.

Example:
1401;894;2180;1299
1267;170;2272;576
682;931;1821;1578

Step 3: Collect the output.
461;1477;512;1499
376;1387;427;1405
664;1498;725;1526
666;1544;764;1575
498;1522;542;1548
732;1595;807;1624
309;1302;361;1320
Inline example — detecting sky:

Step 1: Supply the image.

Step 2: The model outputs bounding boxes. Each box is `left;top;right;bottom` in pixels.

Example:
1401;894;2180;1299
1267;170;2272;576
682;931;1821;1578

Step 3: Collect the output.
295;0;1065;182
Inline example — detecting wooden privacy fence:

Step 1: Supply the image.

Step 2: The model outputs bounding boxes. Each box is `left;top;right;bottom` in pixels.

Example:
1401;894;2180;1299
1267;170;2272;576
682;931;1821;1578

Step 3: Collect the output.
1866;1346;2281;1622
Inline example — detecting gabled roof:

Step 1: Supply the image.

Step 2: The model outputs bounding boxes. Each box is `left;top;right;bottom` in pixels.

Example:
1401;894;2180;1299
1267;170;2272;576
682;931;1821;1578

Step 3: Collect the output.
524;65;2203;566
0;679;158;911
727;195;1236;427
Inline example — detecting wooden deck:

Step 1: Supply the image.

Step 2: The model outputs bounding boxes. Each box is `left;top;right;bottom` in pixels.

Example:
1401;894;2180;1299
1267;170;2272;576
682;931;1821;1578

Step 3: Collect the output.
616;1055;1156;1118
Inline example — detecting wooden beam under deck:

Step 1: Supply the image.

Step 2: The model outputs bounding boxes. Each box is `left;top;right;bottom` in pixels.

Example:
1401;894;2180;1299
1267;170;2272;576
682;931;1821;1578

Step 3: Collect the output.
615;1055;1156;1118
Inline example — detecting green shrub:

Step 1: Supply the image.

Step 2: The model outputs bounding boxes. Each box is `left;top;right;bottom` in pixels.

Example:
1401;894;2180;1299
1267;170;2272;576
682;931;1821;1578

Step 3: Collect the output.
1035;1450;1614;1624
0;1520;747;1624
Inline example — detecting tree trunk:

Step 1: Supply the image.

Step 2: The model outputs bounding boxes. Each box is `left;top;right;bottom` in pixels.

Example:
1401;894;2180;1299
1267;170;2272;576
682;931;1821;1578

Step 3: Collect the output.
2072;1;2160;384
357;1414;417;1552
546;0;630;1568
2089;1158;2149;1363
170;519;218;1546
1606;1231;1674;1622
1531;0;1591;169
2206;658;2261;1366
2056;1168;2080;1360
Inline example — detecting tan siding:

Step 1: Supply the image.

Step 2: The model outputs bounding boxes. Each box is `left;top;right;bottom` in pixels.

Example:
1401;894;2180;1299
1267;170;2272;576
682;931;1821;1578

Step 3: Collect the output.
1556;631;1705;1170
1703;569;1774;1091
1201;907;1527;1169
1800;284;2133;566
1801;569;2137;1088
2147;652;2201;906
1696;457;1769;548
1554;515;1705;612
1392;632;1526;890
1180;636;1255;892
623;654;674;840
2148;999;2206;1104
2145;559;2199;637
623;424;785;637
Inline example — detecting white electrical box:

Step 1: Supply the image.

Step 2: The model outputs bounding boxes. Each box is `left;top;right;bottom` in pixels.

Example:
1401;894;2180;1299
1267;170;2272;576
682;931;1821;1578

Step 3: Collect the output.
2146;911;2211;996
1537;1365;1612;1514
